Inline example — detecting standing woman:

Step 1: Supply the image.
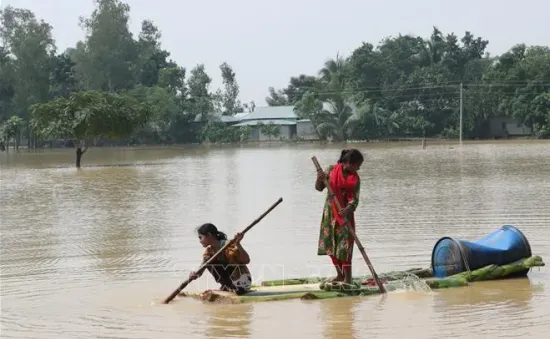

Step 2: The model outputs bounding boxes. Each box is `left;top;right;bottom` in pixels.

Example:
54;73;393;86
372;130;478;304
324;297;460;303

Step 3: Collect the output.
315;149;364;284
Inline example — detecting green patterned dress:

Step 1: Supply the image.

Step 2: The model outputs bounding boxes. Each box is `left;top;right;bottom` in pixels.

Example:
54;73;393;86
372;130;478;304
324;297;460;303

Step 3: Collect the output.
317;165;361;262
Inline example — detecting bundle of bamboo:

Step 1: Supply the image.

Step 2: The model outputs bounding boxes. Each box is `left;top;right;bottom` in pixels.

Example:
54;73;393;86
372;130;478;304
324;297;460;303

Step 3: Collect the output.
177;255;544;304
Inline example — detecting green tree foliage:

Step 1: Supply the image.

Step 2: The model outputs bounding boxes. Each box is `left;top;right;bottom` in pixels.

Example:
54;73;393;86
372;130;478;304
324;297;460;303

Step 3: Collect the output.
186;64;214;120
0;0;247;148
258;122;281;141
265;75;318;106
0;115;25;150
280;28;549;140
1;0;549;150
201;121;250;143
0;5;55;138
29;90;152;141
216;62;242;115
136;20;171;87
72;0;138;91
0;46;15;122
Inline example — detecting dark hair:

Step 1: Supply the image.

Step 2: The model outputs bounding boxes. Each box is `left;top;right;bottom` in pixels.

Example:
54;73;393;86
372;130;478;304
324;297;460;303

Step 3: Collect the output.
338;148;364;164
196;223;227;240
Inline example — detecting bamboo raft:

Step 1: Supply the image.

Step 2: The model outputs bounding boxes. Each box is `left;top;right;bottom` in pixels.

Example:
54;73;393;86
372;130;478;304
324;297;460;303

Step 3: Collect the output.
178;255;544;304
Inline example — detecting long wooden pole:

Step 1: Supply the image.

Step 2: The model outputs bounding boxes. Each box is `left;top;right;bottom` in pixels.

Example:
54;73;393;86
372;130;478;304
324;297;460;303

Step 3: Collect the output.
311;156;386;293
162;197;284;304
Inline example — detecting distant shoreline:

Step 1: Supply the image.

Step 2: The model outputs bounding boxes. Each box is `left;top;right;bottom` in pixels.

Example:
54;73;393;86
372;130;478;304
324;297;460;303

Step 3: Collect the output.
1;136;547;154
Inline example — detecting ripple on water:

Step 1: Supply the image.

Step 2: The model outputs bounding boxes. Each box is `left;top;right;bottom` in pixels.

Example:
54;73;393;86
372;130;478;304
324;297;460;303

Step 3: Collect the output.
1;142;549;339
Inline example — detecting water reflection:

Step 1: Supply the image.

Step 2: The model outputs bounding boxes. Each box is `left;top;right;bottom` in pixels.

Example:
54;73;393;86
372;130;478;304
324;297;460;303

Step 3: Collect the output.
221;150;240;229
71;167;171;279
178;155;213;223
434;278;536;308
85;168;142;277
0;146;205;169
0;169;63;294
319;298;361;339
430;278;547;337
203;303;253;338
1;141;549;339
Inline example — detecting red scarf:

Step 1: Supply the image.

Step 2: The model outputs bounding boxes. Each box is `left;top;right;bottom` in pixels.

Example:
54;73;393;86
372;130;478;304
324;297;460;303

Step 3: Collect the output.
329;163;359;226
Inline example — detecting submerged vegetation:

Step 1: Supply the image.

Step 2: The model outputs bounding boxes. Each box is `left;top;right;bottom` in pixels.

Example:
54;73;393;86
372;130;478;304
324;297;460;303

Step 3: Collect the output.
1;0;549;152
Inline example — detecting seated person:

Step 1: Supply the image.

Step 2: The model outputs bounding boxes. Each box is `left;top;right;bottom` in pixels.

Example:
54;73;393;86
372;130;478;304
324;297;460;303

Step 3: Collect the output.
189;223;252;295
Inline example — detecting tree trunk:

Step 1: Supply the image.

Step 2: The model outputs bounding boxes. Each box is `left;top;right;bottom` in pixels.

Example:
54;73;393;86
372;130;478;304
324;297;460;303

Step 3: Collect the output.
76;148;84;168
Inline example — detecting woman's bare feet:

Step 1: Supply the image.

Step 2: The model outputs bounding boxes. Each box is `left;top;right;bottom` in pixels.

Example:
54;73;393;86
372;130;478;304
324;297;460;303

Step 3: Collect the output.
329;273;344;282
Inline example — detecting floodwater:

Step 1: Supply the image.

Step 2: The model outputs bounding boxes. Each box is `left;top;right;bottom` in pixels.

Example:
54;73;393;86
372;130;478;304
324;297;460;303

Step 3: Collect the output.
1;140;549;339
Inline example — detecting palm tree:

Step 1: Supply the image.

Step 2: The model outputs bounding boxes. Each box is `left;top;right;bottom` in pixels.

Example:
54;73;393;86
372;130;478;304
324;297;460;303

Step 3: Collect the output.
412;26;445;67
315;99;357;141
312;54;359;141
353;100;401;138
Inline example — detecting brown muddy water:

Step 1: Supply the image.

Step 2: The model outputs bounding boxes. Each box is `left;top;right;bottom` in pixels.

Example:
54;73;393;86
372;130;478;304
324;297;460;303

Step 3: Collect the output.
1;140;549;338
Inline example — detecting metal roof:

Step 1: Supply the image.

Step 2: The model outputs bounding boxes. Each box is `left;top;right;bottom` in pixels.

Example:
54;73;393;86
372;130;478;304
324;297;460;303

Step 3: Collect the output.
234;112;251;119
219;115;240;123
232;119;297;127
193;106;301;123
239;106;298;121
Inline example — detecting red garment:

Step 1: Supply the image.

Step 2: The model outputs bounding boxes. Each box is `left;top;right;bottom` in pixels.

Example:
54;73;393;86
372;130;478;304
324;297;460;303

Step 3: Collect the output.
330;255;351;271
329;163;359;227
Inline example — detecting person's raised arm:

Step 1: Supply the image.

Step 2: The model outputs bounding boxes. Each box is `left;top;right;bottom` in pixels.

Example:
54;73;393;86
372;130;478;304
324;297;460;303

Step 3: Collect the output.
315;165;333;192
233;232;250;264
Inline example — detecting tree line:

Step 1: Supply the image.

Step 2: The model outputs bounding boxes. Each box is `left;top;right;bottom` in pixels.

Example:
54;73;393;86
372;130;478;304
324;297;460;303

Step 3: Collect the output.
268;29;550;141
1;0;549;152
0;0;253;150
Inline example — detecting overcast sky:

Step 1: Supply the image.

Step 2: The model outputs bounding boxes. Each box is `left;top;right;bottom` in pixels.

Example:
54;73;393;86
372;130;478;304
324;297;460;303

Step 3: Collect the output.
2;0;549;106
